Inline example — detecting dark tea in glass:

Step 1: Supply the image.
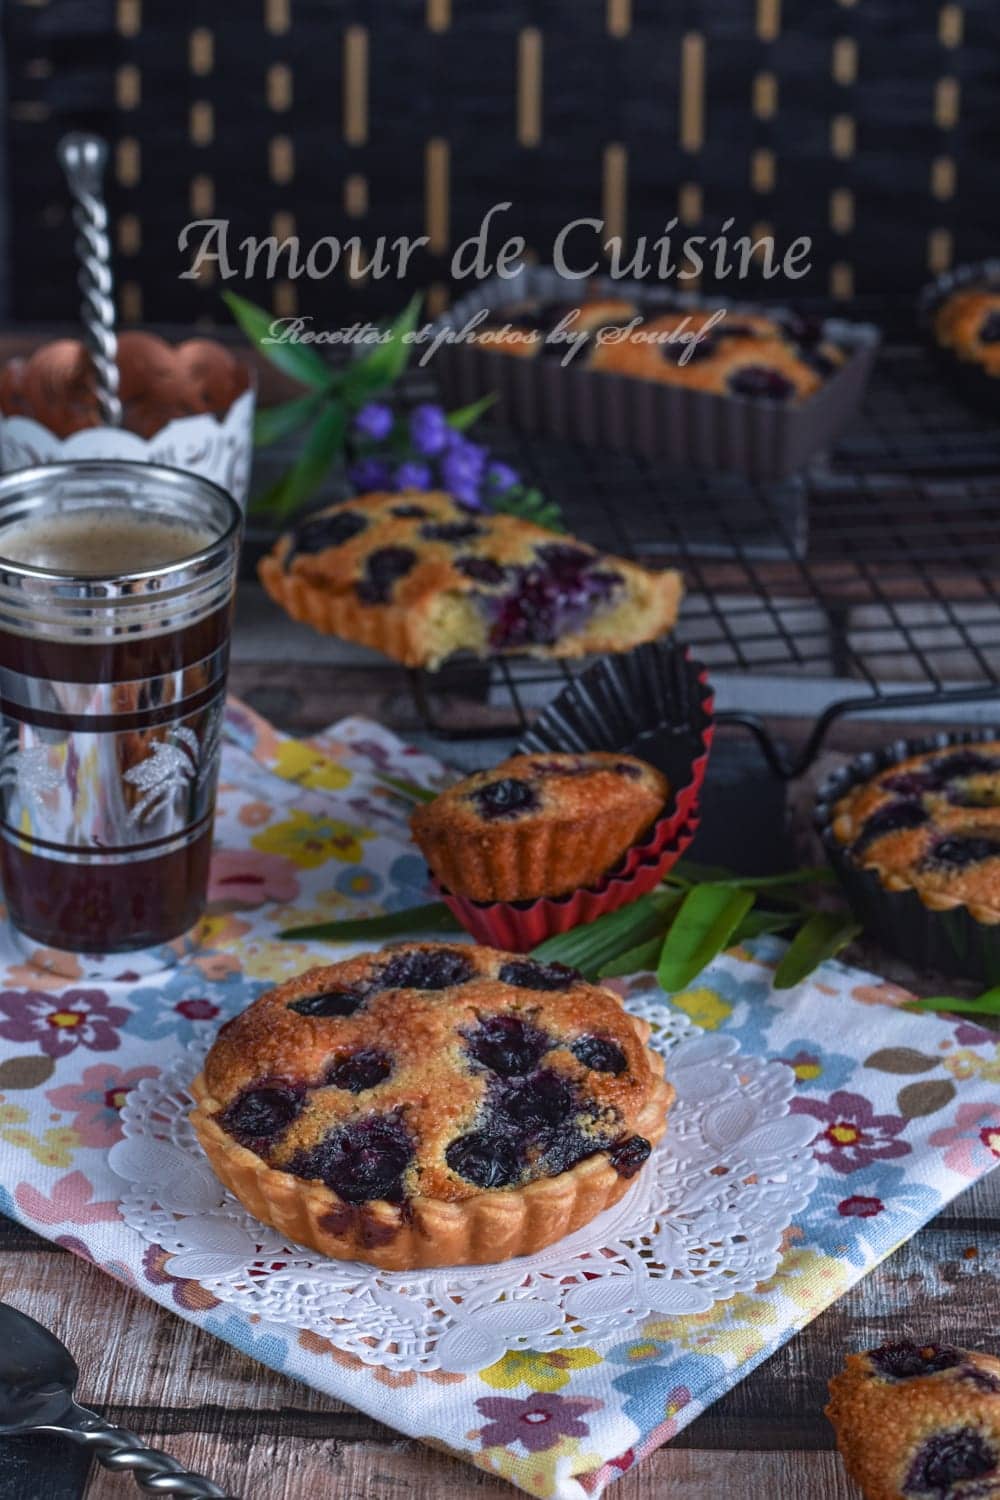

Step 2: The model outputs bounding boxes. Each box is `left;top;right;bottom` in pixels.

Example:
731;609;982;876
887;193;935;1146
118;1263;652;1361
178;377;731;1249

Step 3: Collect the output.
0;460;241;954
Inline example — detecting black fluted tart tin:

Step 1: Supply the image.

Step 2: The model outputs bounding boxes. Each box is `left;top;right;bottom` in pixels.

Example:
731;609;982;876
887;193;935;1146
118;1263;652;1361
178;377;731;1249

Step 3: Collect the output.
918;259;1000;415
815;729;1000;985
430;266;881;482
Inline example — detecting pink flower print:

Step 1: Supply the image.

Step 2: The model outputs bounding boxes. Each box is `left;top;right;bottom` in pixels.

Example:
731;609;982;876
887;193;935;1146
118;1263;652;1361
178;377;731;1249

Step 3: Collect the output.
790;1090;911;1174
475;1393;603;1453
930;1103;1000;1178
0;988;129;1058
16;1170;121;1225
46;1063;159;1147
838;1194;884;1219
207;848;300;909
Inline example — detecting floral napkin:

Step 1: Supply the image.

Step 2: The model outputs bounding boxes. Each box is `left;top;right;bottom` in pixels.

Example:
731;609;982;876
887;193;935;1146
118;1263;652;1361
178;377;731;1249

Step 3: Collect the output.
0;698;998;1500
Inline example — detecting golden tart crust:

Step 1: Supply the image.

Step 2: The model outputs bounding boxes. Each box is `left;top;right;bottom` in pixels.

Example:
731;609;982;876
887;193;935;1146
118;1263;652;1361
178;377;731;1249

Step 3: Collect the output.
826;1341;1000;1500
190;942;673;1270
258;490;683;670
411;751;668;902
830;741;1000;924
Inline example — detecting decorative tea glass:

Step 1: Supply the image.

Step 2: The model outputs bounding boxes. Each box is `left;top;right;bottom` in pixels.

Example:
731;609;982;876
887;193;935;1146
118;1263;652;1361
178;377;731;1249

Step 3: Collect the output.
0;459;241;958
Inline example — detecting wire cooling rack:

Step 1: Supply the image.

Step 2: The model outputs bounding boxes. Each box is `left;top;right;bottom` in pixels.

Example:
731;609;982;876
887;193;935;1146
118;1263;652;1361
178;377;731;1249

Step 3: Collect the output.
406;344;1000;775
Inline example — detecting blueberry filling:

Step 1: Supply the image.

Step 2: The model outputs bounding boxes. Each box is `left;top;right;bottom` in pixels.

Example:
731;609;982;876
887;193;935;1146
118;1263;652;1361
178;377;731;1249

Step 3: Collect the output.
778;313;824;347
932;749;998;779
420;521;485;543
868;1342;963;1380
541;1125;604;1176
289;987;368;1018
573;1036;627;1074
220;1082;304;1151
921;834;1000;871
377;947;476;990
390;504;430;519
498;959;582;991
608;1135;652;1178
495;1069;575;1131
960;1365;1000;1394
979;311;1000;344
472;777;540;820
356;545;417;604
286;509;367;566
465;1014;551;1076
904;1428;996;1496
727;365;796;401
852;799;929;857
326;1048;392;1093
659;334;718;365
456;555;506;586
883;770;939;798
483;543;624;651
446;1130;523;1188
287;1112;413;1203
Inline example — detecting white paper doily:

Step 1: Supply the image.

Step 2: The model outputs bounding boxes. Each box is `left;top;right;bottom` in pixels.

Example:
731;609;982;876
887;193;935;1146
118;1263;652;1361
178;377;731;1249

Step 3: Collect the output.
109;996;820;1373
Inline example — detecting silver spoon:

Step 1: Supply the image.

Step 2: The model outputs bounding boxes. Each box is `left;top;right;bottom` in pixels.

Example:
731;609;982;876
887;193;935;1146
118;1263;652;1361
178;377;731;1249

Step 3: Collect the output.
0;1300;236;1497
56;130;123;427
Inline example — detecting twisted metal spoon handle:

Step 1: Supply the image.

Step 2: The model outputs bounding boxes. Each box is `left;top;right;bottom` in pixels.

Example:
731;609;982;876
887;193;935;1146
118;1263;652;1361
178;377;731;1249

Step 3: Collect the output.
56;131;122;427
60;1410;236;1497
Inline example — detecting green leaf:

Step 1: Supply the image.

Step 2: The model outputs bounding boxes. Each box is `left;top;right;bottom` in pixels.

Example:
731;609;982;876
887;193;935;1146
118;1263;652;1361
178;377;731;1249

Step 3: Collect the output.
657;884;755;992
280;901;461;942
254;390;326;448
532;890;679;982
733;908;798;942
772;911;862;990
597;935;665;979
344;293;422;397
903;986;1000;1018
223;290;331;388
447;393;497;431
249;402;347;521
493;486;567;533
666;861;835;891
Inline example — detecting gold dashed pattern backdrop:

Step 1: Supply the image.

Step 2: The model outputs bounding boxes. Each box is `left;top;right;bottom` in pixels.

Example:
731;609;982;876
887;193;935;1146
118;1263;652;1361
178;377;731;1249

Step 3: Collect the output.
4;0;1000;327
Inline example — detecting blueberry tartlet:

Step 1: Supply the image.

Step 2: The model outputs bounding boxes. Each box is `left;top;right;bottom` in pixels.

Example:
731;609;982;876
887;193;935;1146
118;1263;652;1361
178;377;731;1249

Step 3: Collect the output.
589;307;844;402
189;943;672;1269
411;751;669;903
258;490;683;670
933;285;1000;379
826;1340;1000;1499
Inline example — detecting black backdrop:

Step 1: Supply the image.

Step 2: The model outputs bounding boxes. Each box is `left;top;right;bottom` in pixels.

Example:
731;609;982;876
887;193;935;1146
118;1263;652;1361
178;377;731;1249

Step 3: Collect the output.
4;0;1000;329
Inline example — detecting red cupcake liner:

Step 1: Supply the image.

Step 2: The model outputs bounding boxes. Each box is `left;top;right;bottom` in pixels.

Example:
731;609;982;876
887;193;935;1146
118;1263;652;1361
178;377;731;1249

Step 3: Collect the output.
436;806;701;951
430;640;713;951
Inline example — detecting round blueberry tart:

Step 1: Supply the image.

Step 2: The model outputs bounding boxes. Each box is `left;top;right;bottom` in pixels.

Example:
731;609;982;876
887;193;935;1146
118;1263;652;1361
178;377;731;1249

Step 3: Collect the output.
189;942;672;1269
258;490;683;671
411;751;669;903
826;1340;1000;1500
817;735;1000;982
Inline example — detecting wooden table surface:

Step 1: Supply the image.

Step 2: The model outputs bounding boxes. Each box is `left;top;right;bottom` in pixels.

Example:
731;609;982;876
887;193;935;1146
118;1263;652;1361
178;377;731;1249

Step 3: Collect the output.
1;594;997;1500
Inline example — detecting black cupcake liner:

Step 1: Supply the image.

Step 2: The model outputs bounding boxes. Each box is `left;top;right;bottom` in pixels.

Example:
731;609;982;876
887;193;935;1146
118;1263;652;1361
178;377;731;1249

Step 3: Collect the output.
430;266;881;481
918;259;1000;416
517;638;714;843
815;728;1000;985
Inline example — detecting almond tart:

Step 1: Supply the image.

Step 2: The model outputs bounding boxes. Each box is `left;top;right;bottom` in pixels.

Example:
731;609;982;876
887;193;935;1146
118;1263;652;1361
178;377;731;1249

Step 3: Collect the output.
258;490;683;670
411;751;668;902
190;942;673;1270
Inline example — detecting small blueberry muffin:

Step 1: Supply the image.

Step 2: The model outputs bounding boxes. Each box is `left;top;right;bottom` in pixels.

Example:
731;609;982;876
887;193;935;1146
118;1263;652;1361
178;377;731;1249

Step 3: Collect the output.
830;741;1000;923
190;942;673;1269
934;286;1000;377
259;490;683;670
826;1340;1000;1499
410;750;669;902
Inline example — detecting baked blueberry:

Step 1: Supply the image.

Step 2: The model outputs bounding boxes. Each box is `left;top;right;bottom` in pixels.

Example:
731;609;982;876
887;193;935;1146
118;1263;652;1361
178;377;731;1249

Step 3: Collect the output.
852;800;930;856
390;504;431;519
446;1130;523;1188
496;1069;575;1132
286;509;367;565
471;778;540;820
289;1113;413;1203
980;311;1000;343
922;834;1000;870
465;1014;551;1076
905;1428;996;1494
356;545;417;604
727;366;796;401
498;959;582;991
420;521;485;543
220;1082;304;1152
456;555;506;586
608;1135;652;1178
289;987;368;1018
573;1036;627;1074
326;1049;392;1093
377;947;476;990
869;1342;963;1380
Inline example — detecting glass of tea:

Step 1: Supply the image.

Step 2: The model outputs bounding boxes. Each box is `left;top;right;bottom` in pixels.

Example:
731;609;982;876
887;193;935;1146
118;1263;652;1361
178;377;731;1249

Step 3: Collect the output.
0;460;242;960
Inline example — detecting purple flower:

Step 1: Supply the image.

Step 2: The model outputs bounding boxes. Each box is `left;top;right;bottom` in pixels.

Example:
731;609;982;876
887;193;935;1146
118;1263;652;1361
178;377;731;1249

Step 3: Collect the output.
409;403;449;456
485;462;519;494
448;480;484;509
394;461;432;491
0;988;130;1059
349;457;392;492
441;440;487;506
475;1393;602;1453
790;1089;911;1174
353;402;394;441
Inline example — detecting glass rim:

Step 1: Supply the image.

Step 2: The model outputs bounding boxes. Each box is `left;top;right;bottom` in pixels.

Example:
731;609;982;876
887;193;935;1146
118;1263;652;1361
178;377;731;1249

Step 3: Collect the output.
0;458;243;586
